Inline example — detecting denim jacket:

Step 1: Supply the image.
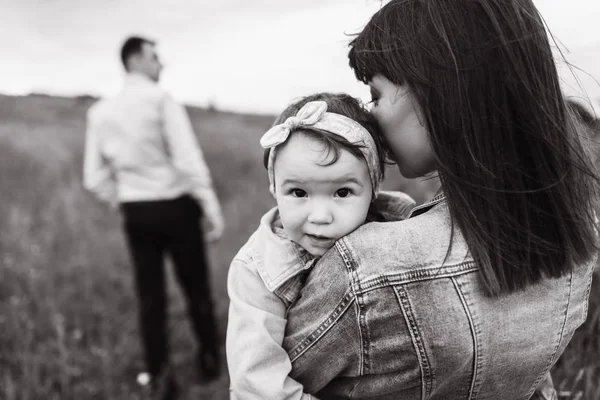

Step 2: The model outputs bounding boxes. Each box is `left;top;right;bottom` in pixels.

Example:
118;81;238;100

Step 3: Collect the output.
282;193;597;400
226;191;416;400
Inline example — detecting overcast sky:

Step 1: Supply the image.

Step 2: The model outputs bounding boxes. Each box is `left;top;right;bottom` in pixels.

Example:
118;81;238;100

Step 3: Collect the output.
1;0;599;114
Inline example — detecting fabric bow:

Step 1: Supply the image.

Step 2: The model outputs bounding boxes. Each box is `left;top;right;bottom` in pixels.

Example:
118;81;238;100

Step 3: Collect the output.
260;100;381;197
260;101;328;148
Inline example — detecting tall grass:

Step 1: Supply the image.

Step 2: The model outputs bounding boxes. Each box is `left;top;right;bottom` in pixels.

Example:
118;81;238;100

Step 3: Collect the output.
0;94;276;399
0;94;596;399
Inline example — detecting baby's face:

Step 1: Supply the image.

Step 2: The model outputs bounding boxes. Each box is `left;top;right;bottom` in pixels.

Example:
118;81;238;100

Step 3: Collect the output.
274;133;373;257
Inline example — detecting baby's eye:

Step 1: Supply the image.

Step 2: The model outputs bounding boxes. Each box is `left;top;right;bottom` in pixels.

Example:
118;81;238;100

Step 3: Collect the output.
336;188;352;198
291;189;307;198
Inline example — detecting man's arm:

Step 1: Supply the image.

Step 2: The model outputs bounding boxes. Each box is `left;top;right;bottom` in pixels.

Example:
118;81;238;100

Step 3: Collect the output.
227;258;319;400
161;94;224;241
83;107;117;207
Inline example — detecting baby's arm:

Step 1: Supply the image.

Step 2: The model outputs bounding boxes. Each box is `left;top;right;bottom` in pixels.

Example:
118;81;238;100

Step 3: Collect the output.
226;258;319;400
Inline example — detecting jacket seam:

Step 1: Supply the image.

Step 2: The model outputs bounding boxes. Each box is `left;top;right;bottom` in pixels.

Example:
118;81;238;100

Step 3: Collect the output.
358;262;478;293
524;270;573;400
288;292;355;362
393;286;432;400
583;256;596;319
336;239;369;375
452;277;480;400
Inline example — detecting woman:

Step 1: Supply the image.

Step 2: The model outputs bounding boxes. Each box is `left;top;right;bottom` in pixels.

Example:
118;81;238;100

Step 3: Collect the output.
281;1;599;399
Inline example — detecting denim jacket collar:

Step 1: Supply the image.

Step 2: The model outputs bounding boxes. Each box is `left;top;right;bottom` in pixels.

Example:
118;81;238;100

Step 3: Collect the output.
408;189;446;218
254;208;315;293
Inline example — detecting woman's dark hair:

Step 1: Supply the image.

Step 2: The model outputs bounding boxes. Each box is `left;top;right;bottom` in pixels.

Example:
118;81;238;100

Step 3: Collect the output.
264;92;388;182
567;100;600;167
120;36;155;70
349;0;599;296
567;99;599;133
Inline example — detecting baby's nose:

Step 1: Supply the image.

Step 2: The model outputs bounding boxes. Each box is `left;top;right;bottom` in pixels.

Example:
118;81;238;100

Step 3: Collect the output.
307;204;333;225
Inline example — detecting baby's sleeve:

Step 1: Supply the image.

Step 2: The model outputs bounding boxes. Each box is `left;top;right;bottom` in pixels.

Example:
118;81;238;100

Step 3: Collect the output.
226;258;319;400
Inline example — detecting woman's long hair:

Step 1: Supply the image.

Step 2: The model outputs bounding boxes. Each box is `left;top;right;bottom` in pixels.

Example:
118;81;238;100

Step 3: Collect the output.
349;0;599;296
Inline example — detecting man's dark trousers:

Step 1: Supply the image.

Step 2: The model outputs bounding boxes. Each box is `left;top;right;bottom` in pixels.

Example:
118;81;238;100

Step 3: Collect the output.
121;194;219;377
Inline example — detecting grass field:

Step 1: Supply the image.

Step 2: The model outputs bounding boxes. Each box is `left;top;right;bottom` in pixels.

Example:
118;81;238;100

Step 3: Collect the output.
0;93;597;399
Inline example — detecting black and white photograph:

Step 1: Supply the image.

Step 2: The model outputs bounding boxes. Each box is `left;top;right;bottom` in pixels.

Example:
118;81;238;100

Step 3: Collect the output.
1;1;599;399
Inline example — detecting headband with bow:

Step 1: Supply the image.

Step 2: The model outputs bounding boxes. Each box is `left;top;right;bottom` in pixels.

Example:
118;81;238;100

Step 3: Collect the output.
260;100;381;197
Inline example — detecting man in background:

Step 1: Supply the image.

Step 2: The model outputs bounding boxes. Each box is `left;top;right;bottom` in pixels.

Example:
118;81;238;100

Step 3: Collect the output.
83;36;224;397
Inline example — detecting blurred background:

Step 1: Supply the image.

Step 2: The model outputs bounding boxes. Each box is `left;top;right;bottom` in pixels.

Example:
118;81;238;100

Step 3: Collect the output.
0;0;598;399
2;0;599;114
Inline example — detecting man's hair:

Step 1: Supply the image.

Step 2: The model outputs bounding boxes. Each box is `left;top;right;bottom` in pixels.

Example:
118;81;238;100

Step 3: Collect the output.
264;92;388;183
120;36;155;70
349;0;599;296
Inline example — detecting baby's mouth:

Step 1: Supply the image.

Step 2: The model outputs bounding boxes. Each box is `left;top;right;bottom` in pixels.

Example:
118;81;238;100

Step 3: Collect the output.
306;234;334;244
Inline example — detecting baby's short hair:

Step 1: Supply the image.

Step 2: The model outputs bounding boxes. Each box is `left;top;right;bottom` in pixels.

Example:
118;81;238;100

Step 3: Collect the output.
264;92;388;182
